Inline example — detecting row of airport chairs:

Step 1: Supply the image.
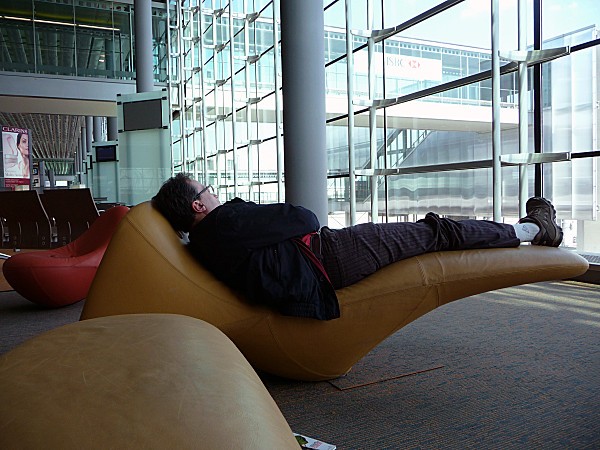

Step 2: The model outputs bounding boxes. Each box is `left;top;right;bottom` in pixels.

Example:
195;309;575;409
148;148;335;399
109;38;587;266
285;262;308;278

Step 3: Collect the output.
0;189;102;249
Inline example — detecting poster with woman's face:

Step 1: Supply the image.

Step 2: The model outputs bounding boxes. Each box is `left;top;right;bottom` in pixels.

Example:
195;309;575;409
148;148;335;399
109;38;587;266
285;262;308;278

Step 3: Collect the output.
2;126;31;186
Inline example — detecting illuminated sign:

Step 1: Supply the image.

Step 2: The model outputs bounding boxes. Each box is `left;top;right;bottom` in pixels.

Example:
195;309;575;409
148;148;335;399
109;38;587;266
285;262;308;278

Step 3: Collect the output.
2;125;32;189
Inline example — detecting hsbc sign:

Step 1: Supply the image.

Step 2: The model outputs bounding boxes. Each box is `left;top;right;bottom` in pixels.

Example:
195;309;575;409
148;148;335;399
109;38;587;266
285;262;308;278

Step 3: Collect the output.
387;56;421;69
354;53;442;81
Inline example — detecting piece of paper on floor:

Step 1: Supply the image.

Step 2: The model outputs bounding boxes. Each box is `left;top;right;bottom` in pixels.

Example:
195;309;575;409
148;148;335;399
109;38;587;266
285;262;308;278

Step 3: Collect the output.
294;433;336;450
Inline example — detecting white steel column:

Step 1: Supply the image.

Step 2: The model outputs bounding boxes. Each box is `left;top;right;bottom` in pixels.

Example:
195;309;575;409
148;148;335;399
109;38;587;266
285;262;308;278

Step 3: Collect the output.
491;0;502;221
367;0;378;223
518;0;529;218
273;3;284;202
345;0;357;224
228;3;238;198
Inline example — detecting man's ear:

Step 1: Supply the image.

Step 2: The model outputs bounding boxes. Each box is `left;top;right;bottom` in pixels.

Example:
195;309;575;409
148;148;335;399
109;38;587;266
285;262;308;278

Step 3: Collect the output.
191;200;206;214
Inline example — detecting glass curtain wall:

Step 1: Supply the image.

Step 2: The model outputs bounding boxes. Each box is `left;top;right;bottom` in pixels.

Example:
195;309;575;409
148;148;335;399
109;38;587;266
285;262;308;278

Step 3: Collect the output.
168;0;600;255
0;0;168;82
168;0;283;203
323;0;600;256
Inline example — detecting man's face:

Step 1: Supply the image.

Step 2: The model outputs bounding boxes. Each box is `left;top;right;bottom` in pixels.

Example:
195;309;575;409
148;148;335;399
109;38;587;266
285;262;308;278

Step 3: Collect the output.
190;180;221;214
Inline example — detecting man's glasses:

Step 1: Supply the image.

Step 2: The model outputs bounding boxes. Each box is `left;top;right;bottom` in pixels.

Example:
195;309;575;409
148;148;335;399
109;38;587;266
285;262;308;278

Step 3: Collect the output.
193;185;214;202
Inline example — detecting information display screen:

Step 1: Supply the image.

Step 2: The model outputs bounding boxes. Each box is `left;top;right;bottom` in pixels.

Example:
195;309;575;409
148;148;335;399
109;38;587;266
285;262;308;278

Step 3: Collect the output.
95;144;117;162
122;99;163;132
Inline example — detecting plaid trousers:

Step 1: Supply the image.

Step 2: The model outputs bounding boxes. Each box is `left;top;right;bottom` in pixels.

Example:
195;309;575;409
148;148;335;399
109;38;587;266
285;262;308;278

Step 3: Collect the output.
319;212;520;289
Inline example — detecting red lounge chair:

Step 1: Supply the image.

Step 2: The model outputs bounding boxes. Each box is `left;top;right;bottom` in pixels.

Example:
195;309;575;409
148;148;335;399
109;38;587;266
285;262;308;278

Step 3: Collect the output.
2;206;129;307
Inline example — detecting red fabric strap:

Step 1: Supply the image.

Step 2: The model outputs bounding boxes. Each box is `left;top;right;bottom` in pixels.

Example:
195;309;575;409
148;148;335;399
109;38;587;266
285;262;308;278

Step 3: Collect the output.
295;234;331;284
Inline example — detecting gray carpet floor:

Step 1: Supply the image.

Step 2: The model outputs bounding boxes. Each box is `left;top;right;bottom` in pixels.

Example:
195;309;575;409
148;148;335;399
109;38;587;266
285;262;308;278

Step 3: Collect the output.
262;281;600;449
0;290;85;354
1;281;599;449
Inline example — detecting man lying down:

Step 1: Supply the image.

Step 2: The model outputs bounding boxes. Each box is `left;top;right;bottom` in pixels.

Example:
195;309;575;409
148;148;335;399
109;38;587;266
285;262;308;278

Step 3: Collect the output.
152;173;562;321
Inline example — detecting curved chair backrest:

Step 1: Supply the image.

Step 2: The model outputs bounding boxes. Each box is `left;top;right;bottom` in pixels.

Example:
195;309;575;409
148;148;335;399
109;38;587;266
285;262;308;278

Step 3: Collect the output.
67;206;130;256
81;201;589;381
41;188;100;244
83;202;261;325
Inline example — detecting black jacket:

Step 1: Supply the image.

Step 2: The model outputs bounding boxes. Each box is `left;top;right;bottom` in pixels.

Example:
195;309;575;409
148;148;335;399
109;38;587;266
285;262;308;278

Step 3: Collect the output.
188;198;340;320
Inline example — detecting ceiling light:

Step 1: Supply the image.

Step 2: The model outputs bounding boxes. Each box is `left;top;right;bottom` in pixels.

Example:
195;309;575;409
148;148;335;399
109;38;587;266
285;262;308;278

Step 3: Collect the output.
2;15;118;32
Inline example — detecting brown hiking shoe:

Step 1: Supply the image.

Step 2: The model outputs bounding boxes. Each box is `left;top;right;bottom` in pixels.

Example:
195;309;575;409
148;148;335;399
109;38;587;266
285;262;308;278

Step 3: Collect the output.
519;197;563;247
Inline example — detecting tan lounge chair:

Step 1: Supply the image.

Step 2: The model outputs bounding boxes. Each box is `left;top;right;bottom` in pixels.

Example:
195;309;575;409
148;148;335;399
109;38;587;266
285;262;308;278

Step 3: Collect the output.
80;202;589;381
0;314;298;449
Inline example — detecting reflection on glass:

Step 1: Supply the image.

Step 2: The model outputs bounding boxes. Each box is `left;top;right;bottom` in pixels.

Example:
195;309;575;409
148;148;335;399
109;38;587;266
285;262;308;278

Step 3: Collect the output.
542;0;600;44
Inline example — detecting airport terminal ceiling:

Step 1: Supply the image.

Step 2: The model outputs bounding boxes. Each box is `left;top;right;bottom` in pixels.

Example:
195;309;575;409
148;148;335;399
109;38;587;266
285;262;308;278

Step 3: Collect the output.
0;112;82;162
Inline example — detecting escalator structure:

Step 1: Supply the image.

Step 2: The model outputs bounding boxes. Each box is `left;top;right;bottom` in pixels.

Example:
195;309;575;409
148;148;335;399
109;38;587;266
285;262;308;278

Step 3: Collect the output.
357;128;432;204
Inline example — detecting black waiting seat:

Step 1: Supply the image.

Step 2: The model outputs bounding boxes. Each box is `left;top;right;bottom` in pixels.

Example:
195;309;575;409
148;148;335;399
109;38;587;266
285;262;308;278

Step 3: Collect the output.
0;217;9;249
0;190;56;249
40;188;100;246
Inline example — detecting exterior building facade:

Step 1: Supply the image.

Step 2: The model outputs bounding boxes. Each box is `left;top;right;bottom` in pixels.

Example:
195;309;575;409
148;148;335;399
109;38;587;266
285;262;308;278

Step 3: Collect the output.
1;0;599;254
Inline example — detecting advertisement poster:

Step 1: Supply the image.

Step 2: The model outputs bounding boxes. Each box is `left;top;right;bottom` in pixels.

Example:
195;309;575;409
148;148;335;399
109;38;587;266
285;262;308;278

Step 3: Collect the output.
2;126;31;189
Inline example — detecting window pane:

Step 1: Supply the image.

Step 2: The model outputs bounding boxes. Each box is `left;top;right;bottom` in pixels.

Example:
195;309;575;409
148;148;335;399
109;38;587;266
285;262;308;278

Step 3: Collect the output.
542;0;600;45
